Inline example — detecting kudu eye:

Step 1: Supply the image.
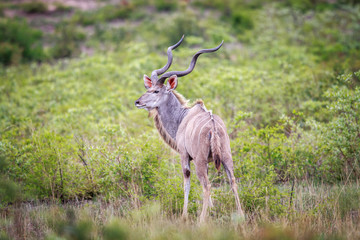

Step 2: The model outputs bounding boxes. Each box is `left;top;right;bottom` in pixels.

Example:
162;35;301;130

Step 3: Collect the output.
154;90;159;94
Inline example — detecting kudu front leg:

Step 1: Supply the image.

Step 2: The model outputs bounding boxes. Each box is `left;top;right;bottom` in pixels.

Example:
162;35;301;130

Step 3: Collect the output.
181;156;191;220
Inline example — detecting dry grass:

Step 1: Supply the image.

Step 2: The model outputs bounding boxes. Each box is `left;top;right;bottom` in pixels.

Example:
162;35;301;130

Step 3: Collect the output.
1;182;359;239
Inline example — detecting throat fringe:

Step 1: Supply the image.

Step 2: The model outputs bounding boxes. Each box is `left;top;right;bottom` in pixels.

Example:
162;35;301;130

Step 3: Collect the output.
149;109;179;152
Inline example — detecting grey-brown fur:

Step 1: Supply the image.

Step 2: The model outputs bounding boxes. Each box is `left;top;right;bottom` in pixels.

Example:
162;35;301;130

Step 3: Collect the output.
176;101;244;221
149;91;188;151
135;36;244;222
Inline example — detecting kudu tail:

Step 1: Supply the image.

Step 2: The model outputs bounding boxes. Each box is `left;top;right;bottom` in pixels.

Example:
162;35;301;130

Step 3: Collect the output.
210;119;222;171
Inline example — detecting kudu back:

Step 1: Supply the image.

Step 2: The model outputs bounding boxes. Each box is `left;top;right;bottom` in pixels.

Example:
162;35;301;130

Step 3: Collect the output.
135;36;244;222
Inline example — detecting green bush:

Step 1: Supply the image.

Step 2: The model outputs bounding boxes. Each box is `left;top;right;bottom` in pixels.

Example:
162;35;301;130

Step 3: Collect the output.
165;10;203;44
0;42;22;65
230;10;254;33
193;0;264;10
21;1;48;14
102;4;135;21
193;0;233;12
94;25;131;44
319;71;360;181
53;2;72;12
154;0;178;11
51;24;85;58
0;18;44;65
5;130;89;200
0;154;19;204
281;0;360;12
71;4;135;26
70;10;98;26
0;4;4;17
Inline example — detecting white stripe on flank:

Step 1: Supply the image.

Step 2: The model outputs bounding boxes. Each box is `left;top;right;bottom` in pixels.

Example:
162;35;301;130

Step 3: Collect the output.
197;119;212;155
214;119;226;136
189;117;210;157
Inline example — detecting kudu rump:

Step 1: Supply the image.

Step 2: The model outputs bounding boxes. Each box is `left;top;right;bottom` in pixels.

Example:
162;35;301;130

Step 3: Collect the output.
135;36;244;222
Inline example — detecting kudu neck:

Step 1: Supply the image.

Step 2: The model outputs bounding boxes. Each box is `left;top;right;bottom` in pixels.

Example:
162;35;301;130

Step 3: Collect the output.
157;92;189;139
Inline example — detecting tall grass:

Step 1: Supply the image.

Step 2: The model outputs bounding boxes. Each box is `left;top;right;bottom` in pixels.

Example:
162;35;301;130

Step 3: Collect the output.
1;183;359;239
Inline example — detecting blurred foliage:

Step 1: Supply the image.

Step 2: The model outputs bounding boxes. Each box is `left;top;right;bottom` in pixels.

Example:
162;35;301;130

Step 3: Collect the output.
20;1;47;14
0;42;22;65
53;2;73;12
320;71;360;181
281;0;360;12
153;0;179;11
51;24;86;59
0;18;44;65
70;3;136;26
0;0;359;69
0;154;19;204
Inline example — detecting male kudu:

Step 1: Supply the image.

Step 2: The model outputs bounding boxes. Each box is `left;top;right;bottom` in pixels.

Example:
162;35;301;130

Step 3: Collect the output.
135;36;245;222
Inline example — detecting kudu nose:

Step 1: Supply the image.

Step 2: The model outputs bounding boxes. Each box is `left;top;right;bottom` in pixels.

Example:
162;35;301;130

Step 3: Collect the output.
135;100;140;106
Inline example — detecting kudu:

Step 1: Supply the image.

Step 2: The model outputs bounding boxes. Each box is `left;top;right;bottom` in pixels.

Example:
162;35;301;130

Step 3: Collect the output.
135;36;245;222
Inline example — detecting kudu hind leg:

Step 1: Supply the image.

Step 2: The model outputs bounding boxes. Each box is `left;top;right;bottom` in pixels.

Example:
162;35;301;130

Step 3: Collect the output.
222;159;245;218
207;163;214;208
195;161;211;223
181;157;191;219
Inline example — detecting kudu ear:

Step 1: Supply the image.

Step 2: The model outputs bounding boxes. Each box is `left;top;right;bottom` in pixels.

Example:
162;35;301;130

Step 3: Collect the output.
166;75;178;91
143;75;152;89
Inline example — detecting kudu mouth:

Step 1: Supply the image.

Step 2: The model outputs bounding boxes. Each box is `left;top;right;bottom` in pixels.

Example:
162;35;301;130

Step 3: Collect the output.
135;99;146;109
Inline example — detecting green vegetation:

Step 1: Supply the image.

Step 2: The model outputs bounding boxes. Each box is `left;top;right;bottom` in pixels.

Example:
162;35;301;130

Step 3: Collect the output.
154;0;179;11
51;24;86;58
70;4;136;26
0;18;44;65
20;1;47;14
0;0;360;239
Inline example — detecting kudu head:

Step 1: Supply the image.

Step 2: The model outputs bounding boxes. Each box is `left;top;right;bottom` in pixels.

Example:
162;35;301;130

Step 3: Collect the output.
135;36;223;111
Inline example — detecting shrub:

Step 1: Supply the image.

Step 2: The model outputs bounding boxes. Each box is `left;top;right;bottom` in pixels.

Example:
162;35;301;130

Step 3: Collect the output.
0;154;20;204
0;4;4;17
70;10;98;26
105;4;135;20
94;25;131;44
154;0;178;11
21;1;48;14
319;71;360;181
0;42;22;65
0;18;44;64
70;4;135;26
166;10;203;44
51;24;85;58
7;131;89;200
53;2;72;12
192;0;232;11
230;10;254;33
231;117;293;215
